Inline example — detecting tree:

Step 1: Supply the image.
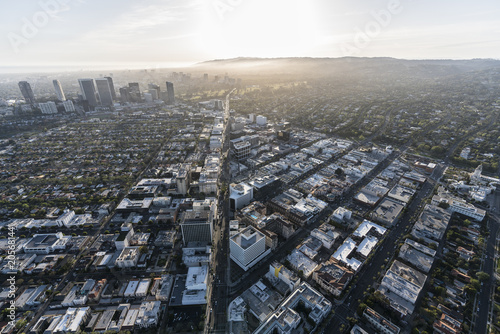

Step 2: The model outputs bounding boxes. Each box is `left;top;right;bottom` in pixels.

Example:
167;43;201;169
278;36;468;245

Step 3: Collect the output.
357;303;367;316
437;202;450;209
139;245;149;254
15;319;27;329
476;271;490;282
431;146;445;156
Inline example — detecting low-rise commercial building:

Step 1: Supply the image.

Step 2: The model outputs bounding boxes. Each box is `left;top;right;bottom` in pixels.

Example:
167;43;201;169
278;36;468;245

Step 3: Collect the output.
312;259;354;297
116;247;140;268
254;282;331;334
363;307;400;334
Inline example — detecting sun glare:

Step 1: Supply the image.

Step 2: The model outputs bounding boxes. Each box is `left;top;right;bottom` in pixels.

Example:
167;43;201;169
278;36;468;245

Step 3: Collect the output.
199;0;320;58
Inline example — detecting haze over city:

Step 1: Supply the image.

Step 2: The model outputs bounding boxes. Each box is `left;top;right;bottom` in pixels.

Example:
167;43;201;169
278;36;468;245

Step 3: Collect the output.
1;1;500;334
1;0;500;72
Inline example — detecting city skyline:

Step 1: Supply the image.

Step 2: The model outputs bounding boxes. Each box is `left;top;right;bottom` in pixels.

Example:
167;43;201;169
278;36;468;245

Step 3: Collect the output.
1;0;500;73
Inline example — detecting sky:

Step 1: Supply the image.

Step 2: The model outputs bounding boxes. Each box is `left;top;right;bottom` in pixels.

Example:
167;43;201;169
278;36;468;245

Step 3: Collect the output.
1;0;499;71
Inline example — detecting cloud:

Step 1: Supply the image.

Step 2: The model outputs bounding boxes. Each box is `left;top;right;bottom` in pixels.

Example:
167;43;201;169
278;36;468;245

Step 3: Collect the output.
79;0;203;43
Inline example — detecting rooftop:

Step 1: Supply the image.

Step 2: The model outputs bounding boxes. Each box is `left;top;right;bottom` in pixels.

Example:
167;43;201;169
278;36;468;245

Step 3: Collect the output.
332;238;362;271
231;226;265;249
353;220;387;238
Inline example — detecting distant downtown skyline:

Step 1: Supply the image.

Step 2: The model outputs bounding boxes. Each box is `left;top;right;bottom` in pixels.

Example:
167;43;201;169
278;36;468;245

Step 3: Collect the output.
1;0;500;71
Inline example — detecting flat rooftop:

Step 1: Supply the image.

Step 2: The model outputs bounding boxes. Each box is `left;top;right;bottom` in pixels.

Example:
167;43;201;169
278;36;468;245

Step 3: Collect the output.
398;243;434;273
353;220;387;238
372;198;405;226
231;226;264;249
332;238;362;271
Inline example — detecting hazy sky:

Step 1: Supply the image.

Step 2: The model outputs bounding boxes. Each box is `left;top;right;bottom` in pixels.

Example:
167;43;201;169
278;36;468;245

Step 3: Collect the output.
1;0;499;70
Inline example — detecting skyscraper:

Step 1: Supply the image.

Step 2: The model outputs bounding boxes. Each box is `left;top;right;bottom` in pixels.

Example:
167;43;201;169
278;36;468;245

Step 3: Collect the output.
128;82;141;102
78;79;98;108
166;81;175;104
39;101;58;114
119;87;131;103
18;81;36;105
62;100;75;113
52;80;66;101
95;78;113;106
104;77;116;100
148;83;161;101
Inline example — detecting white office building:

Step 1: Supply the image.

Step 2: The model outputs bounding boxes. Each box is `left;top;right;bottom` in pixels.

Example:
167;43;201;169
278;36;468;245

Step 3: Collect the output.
230;226;271;271
229;182;253;211
256;115;267;126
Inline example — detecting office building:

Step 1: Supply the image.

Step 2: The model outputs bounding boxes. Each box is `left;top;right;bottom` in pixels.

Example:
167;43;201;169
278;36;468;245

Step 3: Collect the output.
182;265;208;305
233;140;251;160
104;76;116;100
143;92;153;103
52;79;66;101
78;79;98;108
176;168;190;195
160;90;169;103
18;81;36;105
230;226;271;271
229;182;253;210
166;81;175;104
148;83;160;100
180;210;214;245
62;100;75;112
147;90;158;100
119;87;131;103
23;232;70;254
256;115;267;126
39;101;58;114
128;82;141;102
378;260;427;315
95;78;114;106
214;100;223;110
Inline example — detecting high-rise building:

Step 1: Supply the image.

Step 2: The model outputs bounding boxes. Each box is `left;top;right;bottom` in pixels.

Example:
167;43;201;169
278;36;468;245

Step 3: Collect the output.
119;87;131;103
78;79;98;108
18;81;36;105
148;83;160;100
230;226;270;271
203;73;208;81
39;101;58;114
143;93;153;103
52;80;66;101
160;91;168;103
95;78;113;106
104;77;116;100
166;81;175;104
62;100;75;112
214;100;223;110
128;82;141;102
